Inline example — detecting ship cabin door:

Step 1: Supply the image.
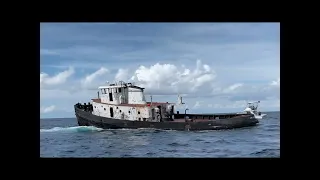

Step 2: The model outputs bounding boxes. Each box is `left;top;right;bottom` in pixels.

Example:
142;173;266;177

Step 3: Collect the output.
110;107;114;118
157;106;162;122
109;92;113;101
151;108;155;120
170;105;174;120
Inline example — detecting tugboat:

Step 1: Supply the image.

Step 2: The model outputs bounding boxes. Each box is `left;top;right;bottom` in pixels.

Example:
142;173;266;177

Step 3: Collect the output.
74;81;265;131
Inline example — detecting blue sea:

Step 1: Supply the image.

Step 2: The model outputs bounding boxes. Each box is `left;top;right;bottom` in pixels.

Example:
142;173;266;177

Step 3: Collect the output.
40;111;280;157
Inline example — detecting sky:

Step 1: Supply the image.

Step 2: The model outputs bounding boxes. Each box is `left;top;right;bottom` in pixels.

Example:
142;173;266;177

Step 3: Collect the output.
40;23;280;118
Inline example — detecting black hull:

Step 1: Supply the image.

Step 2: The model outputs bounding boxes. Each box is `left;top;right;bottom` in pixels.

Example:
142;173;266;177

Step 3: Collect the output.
74;106;259;131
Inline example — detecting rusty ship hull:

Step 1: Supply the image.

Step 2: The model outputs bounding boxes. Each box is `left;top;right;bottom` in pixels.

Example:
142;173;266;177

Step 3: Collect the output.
74;105;259;131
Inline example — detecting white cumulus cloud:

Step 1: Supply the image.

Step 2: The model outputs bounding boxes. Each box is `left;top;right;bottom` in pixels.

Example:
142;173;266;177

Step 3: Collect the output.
81;67;109;89
270;77;280;86
130;59;216;95
115;68;130;81
40;67;74;89
40;105;56;113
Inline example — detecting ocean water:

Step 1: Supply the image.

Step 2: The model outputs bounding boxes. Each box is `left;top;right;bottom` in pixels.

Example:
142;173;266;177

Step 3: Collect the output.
40;111;280;157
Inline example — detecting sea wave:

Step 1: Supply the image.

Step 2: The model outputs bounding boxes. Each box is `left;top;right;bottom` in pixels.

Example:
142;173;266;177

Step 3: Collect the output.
40;126;103;133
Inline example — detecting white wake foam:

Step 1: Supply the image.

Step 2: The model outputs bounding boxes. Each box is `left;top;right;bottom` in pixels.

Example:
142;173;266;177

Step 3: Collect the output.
40;126;103;133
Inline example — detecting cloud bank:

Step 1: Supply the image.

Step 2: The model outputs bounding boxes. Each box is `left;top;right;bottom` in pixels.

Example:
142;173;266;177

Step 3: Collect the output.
40;60;279;117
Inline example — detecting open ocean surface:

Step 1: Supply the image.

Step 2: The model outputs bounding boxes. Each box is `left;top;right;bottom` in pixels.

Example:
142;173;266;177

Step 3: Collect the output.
40;111;280;157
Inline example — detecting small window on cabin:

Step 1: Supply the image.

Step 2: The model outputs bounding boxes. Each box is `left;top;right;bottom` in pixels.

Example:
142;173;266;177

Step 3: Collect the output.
101;89;104;94
104;89;107;94
94;106;96;108
120;110;122;113
116;107;118;109
118;88;121;93
138;111;140;114
128;111;131;113
104;108;106;111
115;88;117;93
143;118;146;121
138;118;141;121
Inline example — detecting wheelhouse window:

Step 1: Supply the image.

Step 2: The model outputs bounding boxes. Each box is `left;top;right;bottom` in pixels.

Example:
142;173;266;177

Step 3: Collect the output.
100;89;107;94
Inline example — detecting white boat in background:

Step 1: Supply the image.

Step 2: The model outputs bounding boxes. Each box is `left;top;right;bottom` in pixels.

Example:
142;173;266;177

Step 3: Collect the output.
242;101;267;120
